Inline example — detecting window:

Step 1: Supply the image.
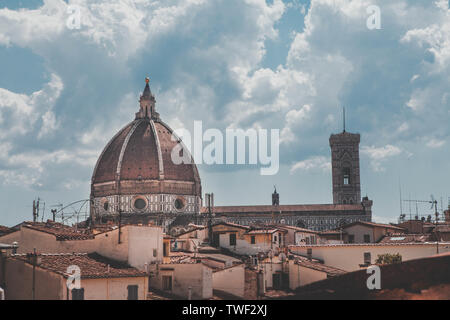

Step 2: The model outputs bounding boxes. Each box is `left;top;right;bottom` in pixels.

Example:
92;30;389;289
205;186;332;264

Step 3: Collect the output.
251;236;255;244
174;198;185;210
127;285;138;300
162;276;172;291
364;252;371;265
103;202;109;211
72;288;84;300
163;242;169;257
364;234;371;243
229;233;236;246
274;235;277;243
134;198;146;210
343;167;350;185
348;234;355;243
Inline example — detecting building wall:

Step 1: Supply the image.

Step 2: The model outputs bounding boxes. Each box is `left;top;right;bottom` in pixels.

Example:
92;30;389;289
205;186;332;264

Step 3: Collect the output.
295;231;318;245
0;228;98;255
261;262;283;289
0;257;64;300
343;225;374;243
127;226;163;270
212;265;245;298
244;268;258;299
174;228;207;252
0;225;163;270
219;233;273;255
288;260;327;289
343;225;401;243
66;277;147;300
149;263;213;299
290;243;450;272
92;193;201;216
225;213;371;232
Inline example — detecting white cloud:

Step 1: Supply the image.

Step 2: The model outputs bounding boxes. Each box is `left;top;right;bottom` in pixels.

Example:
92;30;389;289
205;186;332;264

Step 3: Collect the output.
281;104;312;144
0;73;63;139
426;138;446;148
290;156;331;174
361;144;402;171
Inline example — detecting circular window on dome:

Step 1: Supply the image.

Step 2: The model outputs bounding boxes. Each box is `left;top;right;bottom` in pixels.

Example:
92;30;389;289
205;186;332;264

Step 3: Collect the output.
134;198;147;210
174;197;185;211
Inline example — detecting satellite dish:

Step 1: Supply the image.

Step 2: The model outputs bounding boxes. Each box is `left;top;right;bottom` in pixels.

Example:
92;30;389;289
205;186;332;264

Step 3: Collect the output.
279;252;286;262
280;219;286;224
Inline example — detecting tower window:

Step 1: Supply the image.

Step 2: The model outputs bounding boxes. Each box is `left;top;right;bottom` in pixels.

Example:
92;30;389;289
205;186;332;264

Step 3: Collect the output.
343;167;350;185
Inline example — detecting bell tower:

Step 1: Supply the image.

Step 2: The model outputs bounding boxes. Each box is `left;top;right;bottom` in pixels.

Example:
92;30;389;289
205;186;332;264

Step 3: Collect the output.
329;109;361;205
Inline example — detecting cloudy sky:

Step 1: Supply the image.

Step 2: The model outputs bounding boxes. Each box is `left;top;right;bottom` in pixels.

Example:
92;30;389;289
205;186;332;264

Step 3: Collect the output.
0;0;449;226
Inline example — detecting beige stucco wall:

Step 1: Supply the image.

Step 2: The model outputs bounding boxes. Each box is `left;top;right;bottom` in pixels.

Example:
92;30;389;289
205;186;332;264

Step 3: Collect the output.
149;263;213;299
0;256;148;300
343;225;375;243
262;262;282;288
127;226;163;270
288;260;327;289
212;264;245;298
219;232;278;255
0;228;98;254
0;225;164;270
65;277;147;300
290;243;450;271
1;258;63;300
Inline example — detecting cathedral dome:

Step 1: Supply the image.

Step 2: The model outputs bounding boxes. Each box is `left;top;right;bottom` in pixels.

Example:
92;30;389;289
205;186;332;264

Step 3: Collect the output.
90;78;201;220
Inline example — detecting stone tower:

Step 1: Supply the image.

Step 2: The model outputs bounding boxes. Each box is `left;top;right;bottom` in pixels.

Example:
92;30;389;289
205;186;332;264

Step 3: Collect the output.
329;129;361;205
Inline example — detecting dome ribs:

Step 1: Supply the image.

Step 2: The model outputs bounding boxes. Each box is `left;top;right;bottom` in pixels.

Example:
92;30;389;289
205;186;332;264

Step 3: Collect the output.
119;120;160;181
91;123;134;184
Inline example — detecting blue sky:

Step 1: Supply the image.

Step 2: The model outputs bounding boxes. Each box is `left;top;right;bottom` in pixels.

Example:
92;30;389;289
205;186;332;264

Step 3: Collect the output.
0;0;449;226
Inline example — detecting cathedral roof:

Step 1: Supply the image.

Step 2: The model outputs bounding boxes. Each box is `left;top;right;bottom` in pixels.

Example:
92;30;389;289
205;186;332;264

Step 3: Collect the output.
91;79;201;189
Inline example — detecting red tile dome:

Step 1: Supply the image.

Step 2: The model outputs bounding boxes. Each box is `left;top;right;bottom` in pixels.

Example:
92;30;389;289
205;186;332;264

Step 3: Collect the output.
90;80;201;201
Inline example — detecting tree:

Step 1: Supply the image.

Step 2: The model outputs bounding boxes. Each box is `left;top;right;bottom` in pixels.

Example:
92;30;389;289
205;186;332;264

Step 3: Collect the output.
375;253;402;265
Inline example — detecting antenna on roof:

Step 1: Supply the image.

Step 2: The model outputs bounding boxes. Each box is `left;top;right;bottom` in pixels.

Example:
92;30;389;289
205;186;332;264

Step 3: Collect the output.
343;106;346;133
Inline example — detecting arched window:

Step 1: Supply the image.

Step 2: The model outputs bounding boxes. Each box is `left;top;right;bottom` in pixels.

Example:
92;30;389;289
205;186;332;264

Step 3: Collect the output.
343;167;350;185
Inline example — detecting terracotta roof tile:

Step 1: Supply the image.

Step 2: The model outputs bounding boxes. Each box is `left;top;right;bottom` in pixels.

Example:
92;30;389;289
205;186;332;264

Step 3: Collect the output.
341;221;406;231
378;233;434;243
0;225;14;236
12;252;146;279
22;221;95;241
295;259;347;277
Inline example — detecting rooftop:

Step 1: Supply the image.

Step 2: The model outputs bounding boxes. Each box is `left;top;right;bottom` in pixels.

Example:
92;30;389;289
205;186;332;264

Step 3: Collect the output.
341;221;406;231
378;233;434;244
21;221;95;241
11;252;147;279
245;229;286;235
295;258;347;277
203;203;364;215
0;225;14;236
